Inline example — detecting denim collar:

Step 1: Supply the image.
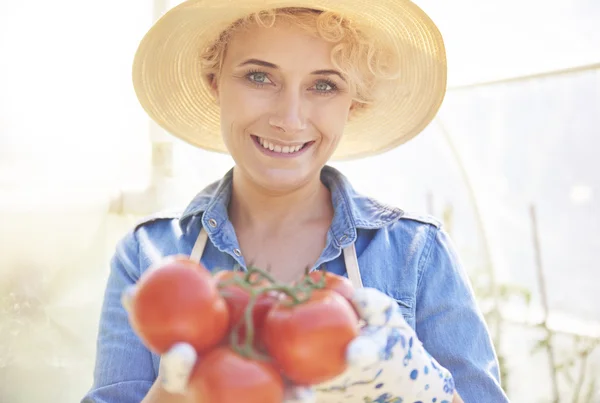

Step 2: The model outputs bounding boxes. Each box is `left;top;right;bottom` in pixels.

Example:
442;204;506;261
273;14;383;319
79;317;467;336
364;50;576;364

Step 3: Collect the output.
179;165;404;247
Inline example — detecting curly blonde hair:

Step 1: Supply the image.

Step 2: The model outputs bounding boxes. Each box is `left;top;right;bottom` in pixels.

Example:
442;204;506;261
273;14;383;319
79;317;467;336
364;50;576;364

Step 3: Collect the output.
200;7;401;112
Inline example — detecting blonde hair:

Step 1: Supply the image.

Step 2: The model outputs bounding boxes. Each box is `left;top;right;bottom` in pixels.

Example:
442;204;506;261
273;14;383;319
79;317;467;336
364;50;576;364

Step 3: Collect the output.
200;7;401;112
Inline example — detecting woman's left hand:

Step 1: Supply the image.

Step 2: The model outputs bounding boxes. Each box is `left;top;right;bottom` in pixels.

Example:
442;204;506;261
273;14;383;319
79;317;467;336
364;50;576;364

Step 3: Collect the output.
290;287;458;403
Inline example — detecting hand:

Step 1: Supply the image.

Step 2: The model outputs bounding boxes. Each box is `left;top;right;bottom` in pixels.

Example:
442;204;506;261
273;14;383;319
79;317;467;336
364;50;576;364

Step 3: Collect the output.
313;287;457;403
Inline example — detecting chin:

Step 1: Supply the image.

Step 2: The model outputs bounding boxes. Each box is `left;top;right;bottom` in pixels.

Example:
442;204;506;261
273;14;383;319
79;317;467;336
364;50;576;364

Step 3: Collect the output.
251;165;318;192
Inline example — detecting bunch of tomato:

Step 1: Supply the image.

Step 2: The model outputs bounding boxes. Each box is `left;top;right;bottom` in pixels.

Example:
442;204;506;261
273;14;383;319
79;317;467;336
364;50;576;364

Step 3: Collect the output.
125;255;360;403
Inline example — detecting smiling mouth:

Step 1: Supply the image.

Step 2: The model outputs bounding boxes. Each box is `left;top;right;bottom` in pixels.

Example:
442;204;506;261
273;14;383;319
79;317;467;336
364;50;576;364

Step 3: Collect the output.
252;135;313;155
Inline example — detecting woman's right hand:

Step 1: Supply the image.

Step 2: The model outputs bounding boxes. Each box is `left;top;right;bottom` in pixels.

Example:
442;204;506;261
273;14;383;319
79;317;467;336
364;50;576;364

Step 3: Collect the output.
135;343;197;403
157;342;198;395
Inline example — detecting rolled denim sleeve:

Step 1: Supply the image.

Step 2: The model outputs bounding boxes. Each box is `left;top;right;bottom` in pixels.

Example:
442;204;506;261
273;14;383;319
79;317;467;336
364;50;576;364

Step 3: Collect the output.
81;231;156;402
415;227;510;402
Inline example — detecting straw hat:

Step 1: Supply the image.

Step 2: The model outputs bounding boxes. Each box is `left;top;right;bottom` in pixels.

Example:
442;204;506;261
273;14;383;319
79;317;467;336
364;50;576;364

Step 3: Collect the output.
132;0;447;160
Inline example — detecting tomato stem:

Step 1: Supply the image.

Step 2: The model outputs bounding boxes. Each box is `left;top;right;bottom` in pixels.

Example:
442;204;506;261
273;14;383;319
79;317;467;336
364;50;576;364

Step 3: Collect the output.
223;265;331;359
216;276;241;289
246;266;277;285
298;270;327;290
230;288;272;362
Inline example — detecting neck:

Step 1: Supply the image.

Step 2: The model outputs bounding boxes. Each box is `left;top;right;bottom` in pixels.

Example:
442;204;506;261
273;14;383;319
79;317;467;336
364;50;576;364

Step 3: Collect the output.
228;167;332;232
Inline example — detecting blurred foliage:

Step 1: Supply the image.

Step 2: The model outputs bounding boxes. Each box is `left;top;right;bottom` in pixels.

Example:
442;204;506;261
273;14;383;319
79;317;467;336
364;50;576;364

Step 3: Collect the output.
440;201;600;402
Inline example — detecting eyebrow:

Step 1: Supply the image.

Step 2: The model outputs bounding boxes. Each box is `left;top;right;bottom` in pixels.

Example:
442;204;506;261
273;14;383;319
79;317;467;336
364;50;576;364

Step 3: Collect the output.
237;58;346;82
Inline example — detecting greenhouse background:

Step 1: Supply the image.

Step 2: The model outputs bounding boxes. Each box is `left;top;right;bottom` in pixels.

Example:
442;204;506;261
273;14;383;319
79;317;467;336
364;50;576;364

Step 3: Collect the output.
0;0;598;401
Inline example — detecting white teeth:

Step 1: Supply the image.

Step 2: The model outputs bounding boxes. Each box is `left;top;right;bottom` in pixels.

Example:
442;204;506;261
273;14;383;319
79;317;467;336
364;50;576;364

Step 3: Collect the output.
258;137;305;154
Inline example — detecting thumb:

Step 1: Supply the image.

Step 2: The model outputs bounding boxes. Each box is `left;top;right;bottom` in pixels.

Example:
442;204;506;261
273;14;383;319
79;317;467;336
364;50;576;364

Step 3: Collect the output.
345;328;385;369
350;288;407;328
159;342;198;395
283;384;316;403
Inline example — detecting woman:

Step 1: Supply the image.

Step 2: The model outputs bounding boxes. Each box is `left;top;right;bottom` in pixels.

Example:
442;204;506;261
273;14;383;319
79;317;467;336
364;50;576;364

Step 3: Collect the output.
83;1;510;402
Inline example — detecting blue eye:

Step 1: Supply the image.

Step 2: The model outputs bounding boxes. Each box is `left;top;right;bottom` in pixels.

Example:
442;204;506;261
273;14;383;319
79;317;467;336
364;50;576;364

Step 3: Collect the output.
315;82;333;92
248;72;269;84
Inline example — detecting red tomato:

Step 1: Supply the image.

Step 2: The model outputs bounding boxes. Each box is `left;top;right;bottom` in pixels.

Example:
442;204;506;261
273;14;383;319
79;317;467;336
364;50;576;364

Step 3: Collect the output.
188;346;285;403
261;289;360;385
306;270;355;302
129;255;229;354
214;270;279;348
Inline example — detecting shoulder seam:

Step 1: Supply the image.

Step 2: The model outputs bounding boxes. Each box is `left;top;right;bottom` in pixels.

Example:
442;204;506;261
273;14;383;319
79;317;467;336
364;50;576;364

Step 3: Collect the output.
133;211;182;231
399;211;443;229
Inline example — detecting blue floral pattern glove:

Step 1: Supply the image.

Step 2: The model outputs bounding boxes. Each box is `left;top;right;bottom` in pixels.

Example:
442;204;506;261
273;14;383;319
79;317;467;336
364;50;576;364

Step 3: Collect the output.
311;287;456;403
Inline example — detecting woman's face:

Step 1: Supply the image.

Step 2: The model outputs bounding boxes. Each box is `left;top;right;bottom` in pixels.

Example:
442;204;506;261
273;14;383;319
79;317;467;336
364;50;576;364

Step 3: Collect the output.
212;22;354;191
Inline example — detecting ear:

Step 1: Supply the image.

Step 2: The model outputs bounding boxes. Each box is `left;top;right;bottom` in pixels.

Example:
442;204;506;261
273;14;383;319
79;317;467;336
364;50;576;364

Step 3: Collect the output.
206;73;220;104
347;101;359;121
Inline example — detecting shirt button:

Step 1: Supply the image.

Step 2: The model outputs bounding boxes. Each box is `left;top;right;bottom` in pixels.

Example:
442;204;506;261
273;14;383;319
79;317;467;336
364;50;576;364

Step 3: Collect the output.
208;218;218;228
339;235;348;243
233;248;242;257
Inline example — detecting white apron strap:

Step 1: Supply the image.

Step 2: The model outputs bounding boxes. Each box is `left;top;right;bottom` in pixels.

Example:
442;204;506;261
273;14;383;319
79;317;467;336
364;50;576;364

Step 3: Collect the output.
189;227;363;288
342;242;363;288
190;227;208;263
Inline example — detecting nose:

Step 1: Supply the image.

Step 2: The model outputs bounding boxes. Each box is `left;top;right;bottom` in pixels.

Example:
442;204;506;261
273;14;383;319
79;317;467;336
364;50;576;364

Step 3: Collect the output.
268;88;307;134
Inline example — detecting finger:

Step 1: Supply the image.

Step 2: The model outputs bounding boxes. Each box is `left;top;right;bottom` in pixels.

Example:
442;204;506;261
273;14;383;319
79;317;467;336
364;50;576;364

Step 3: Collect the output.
120;285;137;314
348;321;425;368
350;288;408;327
159;342;198;395
345;333;381;369
283;384;317;403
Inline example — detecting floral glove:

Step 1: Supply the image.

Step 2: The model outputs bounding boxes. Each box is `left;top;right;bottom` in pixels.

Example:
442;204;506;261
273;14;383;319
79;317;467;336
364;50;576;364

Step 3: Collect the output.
312;287;457;403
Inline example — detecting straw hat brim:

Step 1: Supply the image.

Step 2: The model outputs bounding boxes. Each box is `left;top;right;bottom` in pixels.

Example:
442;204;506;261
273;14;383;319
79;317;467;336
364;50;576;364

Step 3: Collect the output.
132;0;447;160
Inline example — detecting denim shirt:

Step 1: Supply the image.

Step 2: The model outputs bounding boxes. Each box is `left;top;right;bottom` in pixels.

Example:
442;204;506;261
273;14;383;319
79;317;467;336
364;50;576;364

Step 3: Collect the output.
82;165;509;403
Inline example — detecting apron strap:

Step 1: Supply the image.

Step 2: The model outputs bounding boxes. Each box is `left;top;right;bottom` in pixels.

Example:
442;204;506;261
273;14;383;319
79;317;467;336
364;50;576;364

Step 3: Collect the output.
343;242;363;288
190;227;208;263
189;227;363;288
